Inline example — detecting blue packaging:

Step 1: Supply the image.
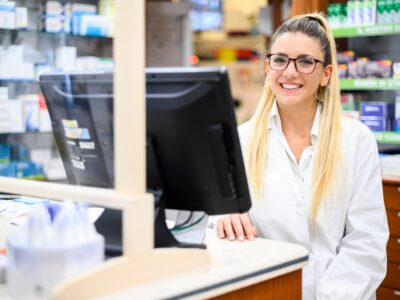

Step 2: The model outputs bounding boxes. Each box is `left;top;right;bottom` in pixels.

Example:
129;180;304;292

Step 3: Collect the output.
15;161;36;178
360;116;388;131
11;144;30;161
0;162;16;177
360;101;394;117
395;119;400;132
0;144;10;163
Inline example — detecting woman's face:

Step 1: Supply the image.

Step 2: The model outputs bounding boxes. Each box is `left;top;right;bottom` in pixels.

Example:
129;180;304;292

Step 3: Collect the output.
266;32;332;108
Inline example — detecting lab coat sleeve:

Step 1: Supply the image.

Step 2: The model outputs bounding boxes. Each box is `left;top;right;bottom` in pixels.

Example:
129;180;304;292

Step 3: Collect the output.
316;128;389;300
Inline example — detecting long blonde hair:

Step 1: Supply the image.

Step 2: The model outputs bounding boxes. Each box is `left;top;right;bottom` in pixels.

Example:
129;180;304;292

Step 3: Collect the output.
246;12;342;222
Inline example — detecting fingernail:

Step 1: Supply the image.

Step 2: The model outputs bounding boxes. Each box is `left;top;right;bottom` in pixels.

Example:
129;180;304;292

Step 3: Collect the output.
238;235;244;241
219;234;225;239
249;235;254;241
229;234;235;240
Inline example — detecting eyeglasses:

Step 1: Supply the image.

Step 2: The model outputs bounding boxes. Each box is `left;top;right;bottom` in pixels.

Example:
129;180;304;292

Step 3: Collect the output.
266;54;324;74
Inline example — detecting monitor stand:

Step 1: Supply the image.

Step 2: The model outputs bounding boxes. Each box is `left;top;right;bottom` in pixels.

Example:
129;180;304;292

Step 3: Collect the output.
95;190;206;257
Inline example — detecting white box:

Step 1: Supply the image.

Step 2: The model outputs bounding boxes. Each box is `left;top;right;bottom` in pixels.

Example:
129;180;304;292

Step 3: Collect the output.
0;87;8;102
16;7;28;29
21;96;39;132
45;1;63;16
55;46;77;71
0;2;16;29
8;100;24;133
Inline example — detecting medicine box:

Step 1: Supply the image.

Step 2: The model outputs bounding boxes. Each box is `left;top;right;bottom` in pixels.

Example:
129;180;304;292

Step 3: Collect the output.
360;101;394;118
360;116;388;131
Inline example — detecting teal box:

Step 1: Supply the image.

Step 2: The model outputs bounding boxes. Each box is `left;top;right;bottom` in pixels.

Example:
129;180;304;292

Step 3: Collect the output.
0;144;10;163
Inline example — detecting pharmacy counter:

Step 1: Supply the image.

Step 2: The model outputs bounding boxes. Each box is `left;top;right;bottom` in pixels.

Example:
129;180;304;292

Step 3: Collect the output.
0;229;308;299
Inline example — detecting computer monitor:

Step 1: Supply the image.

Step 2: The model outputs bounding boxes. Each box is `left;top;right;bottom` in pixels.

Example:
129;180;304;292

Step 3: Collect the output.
39;67;252;252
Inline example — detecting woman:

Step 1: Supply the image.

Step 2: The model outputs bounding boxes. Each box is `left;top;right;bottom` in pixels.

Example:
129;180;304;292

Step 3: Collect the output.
217;13;389;300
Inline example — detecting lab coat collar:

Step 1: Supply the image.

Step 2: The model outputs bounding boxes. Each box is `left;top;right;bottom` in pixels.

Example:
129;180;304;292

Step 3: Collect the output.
267;100;322;146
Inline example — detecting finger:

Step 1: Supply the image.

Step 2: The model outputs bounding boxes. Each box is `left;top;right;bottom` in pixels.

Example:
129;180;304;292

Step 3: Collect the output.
223;216;236;241
217;219;225;239
239;213;256;240
230;214;245;241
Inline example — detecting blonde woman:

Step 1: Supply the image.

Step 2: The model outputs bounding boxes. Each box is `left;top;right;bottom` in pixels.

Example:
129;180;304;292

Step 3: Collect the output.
217;13;389;299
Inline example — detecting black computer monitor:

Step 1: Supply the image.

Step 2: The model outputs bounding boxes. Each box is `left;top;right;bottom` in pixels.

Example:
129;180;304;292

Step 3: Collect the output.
39;67;252;252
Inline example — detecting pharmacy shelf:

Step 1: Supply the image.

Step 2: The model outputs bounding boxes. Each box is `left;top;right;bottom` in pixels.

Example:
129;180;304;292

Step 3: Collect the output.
0;79;37;84
0;28;113;40
340;78;400;90
374;131;400;145
333;24;400;38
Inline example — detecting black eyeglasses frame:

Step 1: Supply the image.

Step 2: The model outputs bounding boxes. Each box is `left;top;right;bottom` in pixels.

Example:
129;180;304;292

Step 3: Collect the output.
266;54;325;74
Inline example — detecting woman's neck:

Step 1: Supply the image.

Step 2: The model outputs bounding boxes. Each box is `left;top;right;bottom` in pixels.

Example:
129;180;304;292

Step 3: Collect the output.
278;101;318;139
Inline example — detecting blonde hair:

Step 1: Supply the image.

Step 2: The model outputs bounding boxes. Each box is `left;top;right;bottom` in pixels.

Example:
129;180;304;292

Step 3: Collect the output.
246;12;342;222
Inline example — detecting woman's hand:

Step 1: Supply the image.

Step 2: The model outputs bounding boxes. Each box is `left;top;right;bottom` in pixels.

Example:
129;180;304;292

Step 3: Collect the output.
217;213;257;241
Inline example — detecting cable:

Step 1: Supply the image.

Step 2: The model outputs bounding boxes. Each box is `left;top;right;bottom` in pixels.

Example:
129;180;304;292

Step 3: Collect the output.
171;213;207;232
171;211;193;229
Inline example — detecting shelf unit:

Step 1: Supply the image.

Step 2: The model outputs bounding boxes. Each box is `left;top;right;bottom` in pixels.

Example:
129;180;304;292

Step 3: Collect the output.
0;0;113;182
332;24;400;38
340;78;400;90
334;24;400;153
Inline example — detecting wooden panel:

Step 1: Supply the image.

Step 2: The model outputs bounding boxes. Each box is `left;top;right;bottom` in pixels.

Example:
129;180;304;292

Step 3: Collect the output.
387;211;400;236
383;184;400;211
210;270;302;300
382;263;400;289
377;287;400;300
388;237;400;263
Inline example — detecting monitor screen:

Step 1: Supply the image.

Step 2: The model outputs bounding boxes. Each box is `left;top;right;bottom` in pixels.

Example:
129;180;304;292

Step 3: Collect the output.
190;0;223;32
39;67;252;249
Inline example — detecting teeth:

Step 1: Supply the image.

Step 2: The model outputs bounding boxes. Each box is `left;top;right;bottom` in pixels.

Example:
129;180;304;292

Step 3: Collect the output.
281;84;301;89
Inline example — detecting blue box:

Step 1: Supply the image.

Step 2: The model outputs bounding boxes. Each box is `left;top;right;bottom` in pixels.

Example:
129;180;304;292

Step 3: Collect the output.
360;116;388;131
0;162;16;177
360;101;394;117
395;119;400;132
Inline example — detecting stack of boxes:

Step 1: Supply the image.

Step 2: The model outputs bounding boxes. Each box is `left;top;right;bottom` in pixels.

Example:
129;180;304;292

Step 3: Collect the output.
40;1;112;37
328;0;400;28
337;50;396;79
360;101;395;131
0;1;28;30
0;144;45;179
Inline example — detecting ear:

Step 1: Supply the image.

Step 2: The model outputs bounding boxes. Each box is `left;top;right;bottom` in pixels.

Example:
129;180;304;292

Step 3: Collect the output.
320;64;333;87
265;59;270;76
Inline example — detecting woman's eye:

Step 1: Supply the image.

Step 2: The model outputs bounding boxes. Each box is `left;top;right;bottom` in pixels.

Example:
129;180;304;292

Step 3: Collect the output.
298;58;314;65
273;56;287;64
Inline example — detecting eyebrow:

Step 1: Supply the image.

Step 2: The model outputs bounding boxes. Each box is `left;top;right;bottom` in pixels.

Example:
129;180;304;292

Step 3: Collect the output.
274;52;316;58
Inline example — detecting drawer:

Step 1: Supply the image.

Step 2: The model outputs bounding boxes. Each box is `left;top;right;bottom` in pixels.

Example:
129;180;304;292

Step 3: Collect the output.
382;262;400;289
384;185;400;210
388;237;400;263
387;211;400;236
377;287;400;300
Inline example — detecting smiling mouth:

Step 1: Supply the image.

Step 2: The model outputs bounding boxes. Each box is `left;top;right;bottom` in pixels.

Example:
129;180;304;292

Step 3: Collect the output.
280;83;303;90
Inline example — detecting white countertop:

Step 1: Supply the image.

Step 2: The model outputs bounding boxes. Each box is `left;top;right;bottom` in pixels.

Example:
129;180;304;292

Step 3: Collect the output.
0;228;308;300
97;231;308;300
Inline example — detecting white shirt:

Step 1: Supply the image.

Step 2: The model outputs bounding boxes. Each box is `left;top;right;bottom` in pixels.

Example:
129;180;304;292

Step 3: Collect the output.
238;100;389;300
269;101;320;200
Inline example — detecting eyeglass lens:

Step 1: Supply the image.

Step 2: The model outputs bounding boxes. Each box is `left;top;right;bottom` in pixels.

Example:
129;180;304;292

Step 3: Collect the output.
269;55;317;74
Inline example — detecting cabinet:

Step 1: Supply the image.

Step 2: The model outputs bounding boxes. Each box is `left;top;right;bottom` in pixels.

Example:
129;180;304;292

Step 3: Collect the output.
0;0;113;181
378;177;400;299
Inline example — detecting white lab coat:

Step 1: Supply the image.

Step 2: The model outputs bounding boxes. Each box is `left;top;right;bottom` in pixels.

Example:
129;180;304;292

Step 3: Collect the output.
238;110;389;300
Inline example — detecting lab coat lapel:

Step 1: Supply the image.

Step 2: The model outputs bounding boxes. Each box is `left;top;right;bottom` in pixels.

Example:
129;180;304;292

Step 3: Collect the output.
268;131;304;205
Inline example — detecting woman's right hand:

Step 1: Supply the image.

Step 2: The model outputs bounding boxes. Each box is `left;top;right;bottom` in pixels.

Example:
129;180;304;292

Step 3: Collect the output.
216;213;257;241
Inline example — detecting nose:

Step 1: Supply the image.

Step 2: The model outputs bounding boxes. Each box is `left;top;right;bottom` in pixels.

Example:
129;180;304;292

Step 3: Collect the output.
284;59;298;75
